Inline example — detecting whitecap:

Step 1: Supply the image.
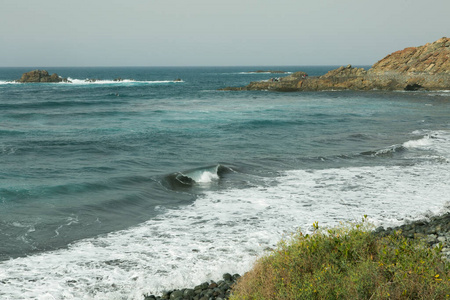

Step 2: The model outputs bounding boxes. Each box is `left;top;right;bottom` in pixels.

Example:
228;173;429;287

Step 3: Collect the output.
60;78;184;85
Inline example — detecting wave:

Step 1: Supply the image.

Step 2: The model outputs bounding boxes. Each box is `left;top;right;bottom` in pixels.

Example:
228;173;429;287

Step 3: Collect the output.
0;79;184;86
402;134;435;149
360;131;449;160
237;72;293;75
163;165;232;189
360;145;406;157
218;119;308;132
63;78;184;85
1;156;449;299
0;80;19;85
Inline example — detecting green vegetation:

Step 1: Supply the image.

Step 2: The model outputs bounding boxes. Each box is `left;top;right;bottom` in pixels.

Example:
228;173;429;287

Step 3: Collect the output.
230;217;450;299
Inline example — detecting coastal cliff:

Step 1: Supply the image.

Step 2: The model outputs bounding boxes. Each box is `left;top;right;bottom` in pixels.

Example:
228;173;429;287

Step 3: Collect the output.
222;37;450;92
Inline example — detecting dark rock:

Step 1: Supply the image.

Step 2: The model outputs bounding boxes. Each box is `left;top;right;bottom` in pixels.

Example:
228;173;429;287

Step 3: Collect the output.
373;212;450;262
222;273;232;282
219;282;230;291
404;83;423;91
169;290;183;299
147;273;241;300
183;289;195;298
208;282;218;289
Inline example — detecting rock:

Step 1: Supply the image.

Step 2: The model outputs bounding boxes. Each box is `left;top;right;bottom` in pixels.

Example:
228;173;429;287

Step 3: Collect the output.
208;282;218;289
16;69;69;83
147;273;241;300
169;290;183;299
221;37;450;92
404;83;423;91
222;273;232;282
183;289;195;298
371;37;450;75
374;212;450;262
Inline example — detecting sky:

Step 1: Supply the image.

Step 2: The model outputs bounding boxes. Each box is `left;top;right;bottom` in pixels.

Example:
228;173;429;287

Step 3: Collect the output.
1;0;449;67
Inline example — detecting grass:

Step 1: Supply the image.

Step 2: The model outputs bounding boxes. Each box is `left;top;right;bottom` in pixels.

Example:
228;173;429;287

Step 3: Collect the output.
230;217;450;299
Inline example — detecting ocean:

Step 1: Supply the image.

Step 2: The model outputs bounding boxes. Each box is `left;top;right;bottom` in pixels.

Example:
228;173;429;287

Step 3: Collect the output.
0;66;449;299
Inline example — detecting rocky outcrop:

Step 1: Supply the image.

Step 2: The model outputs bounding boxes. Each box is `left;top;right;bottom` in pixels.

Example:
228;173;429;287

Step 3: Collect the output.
16;70;69;83
222;37;450;92
371;37;450;75
375;212;450;262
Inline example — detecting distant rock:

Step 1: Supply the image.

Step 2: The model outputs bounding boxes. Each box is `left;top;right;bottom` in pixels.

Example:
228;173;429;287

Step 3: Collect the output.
16;69;69;83
222;37;450;92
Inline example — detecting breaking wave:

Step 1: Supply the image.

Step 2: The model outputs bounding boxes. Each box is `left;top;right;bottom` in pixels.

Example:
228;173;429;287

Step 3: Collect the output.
163;165;232;189
63;78;184;85
0;79;184;85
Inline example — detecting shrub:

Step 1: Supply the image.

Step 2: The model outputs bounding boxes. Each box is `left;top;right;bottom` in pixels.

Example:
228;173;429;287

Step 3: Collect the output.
230;217;450;299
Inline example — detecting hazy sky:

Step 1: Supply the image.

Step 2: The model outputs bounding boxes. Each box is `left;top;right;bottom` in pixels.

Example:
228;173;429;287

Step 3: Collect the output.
1;0;449;67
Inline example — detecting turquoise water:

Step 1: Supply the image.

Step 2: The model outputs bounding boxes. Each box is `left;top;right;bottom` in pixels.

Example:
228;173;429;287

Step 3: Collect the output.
1;67;449;299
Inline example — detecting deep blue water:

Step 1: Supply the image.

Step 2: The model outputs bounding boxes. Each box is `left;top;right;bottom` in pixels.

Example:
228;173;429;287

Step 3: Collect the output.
1;67;450;299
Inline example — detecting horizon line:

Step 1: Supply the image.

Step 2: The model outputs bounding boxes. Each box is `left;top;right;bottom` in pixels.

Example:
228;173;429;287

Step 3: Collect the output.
0;64;373;68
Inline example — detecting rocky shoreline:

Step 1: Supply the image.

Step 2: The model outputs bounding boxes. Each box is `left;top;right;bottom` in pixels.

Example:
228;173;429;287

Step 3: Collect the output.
374;212;450;261
144;212;450;300
222;37;450;92
143;273;241;300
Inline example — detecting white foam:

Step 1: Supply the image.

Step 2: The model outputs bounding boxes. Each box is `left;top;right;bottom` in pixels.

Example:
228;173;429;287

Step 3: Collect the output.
238;72;293;75
1;131;449;299
0;79;184;86
0;80;19;85
62;78;183;85
403;135;433;149
196;171;219;183
186;166;220;184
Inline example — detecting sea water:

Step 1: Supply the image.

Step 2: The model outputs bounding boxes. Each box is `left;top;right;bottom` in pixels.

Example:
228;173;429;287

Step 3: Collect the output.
0;66;449;299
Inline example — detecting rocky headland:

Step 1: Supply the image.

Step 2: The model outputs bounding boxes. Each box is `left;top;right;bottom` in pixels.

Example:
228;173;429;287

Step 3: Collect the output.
222;37;450;92
15;69;70;83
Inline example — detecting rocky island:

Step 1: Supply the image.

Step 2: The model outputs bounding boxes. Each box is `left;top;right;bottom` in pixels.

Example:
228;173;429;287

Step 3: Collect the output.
16;69;70;83
222;37;450;92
